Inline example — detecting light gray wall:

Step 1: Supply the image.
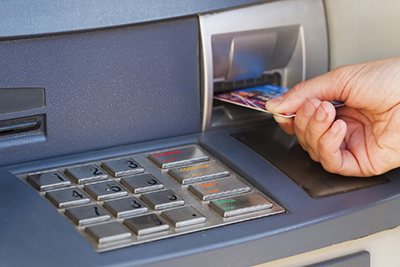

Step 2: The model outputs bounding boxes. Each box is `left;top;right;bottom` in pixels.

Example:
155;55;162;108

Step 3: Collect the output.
325;0;400;68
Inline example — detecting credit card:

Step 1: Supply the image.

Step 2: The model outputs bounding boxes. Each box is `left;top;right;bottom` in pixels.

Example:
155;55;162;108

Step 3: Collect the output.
213;84;344;117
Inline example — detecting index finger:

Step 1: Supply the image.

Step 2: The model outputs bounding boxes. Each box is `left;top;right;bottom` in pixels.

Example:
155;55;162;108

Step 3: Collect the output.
265;65;358;115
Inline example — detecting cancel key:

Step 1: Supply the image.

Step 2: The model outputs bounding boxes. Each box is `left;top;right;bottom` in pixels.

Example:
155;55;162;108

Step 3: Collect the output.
148;146;209;169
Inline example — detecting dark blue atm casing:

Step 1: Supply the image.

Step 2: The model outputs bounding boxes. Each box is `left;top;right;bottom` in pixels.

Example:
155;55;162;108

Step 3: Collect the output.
1;1;399;267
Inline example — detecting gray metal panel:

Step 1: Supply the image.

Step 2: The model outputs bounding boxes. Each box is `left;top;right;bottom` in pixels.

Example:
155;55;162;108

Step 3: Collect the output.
0;17;201;167
308;251;370;267
2;127;400;266
0;0;270;38
0;88;44;114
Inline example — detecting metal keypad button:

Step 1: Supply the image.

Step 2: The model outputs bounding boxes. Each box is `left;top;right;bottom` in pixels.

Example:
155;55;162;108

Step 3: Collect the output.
148;146;209;169
161;206;206;227
84;181;128;201
141;189;184;210
168;161;230;184
209;193;273;217
65;164;108;185
120;173;163;194
27;171;71;191
101;158;144;178
103;196;148;218
46;187;90;208
65;204;111;226
85;222;132;244
188;177;251;201
124;214;169;235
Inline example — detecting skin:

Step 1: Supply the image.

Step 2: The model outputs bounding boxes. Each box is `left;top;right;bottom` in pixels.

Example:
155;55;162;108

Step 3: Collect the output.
265;57;400;177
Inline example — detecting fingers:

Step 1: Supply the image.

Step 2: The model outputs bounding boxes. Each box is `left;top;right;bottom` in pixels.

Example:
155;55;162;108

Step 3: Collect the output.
272;97;372;176
294;100;337;162
318;120;364;176
273;115;295;135
265;72;341;115
305;117;366;177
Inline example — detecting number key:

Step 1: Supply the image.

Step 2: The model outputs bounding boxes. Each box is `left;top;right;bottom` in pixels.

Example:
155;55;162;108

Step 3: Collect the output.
121;173;164;194
84;181;128;201
141;189;184;210
27;171;71;191
64;164;108;184
103;196;148;218
101;157;144;177
45;187;90;208
65;204;110;226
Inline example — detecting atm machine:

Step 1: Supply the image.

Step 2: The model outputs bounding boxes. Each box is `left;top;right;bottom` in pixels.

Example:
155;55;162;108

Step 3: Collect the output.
1;0;400;266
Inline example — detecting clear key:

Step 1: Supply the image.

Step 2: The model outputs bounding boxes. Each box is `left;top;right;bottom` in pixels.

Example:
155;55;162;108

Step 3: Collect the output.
188;177;251;201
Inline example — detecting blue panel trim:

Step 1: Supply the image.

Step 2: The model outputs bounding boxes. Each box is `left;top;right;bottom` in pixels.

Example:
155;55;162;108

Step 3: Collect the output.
0;17;201;166
0;0;268;38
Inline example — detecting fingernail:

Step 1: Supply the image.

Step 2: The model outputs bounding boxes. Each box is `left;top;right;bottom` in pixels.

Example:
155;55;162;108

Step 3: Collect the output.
304;101;316;117
330;121;341;134
266;96;283;110
274;114;289;124
315;105;327;121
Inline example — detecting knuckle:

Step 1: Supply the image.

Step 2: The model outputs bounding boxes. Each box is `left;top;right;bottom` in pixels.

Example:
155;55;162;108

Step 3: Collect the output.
308;151;320;163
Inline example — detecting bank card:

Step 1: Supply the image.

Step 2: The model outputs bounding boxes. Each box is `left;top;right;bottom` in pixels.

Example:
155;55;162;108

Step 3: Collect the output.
213;84;344;117
213;84;295;117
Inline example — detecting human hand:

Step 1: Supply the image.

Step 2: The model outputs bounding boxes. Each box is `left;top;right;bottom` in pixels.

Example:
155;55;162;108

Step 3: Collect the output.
266;57;400;177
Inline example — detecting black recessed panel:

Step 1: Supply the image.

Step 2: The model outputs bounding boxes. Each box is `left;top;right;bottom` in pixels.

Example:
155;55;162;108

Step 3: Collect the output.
232;126;390;198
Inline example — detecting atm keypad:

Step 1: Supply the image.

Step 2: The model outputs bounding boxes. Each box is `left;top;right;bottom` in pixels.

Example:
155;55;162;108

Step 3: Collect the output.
19;144;285;252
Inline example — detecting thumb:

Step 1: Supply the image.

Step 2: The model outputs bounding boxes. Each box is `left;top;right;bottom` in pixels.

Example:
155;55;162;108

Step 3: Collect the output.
266;70;345;114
